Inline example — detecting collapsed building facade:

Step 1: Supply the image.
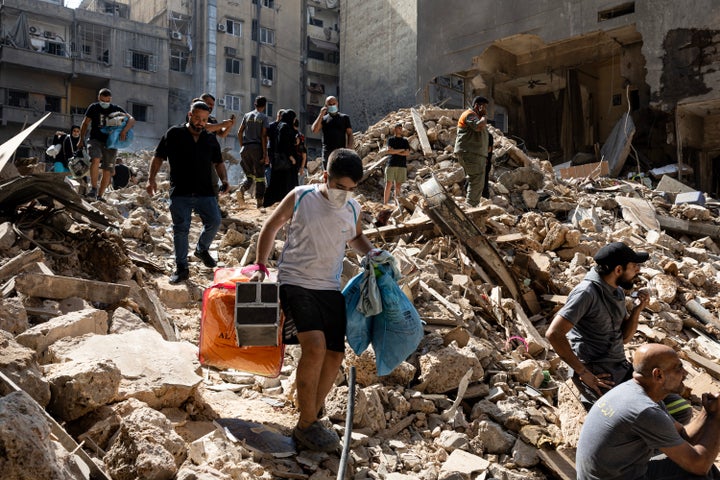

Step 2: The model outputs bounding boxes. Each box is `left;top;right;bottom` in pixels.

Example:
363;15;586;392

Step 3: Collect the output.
344;0;720;195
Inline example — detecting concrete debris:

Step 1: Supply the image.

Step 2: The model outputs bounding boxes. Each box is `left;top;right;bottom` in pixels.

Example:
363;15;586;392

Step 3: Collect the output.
2;105;720;479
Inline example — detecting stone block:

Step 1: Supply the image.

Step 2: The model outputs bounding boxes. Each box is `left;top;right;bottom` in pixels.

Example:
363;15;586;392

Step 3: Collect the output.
45;359;122;421
0;330;50;406
419;345;483;394
0;297;29;335
476;420;515;454
0;222;16;250
156;278;193;308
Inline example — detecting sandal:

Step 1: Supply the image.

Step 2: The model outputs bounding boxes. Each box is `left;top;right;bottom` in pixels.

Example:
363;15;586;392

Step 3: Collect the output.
292;421;339;452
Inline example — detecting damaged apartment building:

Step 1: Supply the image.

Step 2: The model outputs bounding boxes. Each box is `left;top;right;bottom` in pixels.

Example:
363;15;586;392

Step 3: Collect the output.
0;0;170;153
344;0;720;196
0;0;339;159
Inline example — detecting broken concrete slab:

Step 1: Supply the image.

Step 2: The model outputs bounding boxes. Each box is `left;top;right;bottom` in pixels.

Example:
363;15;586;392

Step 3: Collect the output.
15;308;108;362
0;330;51;406
15;273;130;304
47;328;202;409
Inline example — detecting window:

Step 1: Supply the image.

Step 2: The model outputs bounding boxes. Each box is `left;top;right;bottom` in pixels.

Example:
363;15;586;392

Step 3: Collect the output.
251;20;274;44
251;55;258;78
259;27;275;45
226;19;242;37
132;51;149;70
8;90;29;108
261;64;274;82
252;0;274;7
226;58;242;75
309;17;323;27
45;96;61;112
170;48;189;72
75;23;110;64
46;42;65;56
125;50;157;71
224;95;242;111
307;49;324;61
266;102;273;118
131;103;149;122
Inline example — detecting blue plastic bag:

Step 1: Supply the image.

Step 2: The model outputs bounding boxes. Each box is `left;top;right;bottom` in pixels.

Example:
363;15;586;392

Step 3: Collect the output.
101;117;134;150
372;264;423;376
342;272;373;355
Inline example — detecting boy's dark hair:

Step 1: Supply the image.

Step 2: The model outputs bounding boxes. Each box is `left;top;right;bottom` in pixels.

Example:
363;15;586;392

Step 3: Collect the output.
327;148;363;183
71;124;80;130
200;93;215;102
255;96;267;108
98;88;112;97
595;263;618;276
190;101;211;113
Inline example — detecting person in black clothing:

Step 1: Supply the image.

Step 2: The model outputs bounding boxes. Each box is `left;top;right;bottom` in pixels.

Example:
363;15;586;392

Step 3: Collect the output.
146;101;229;284
294;117;308;185
264;109;284;193
311;96;353;170
78;88;135;200
50;125;81;173
383;123;410;205
112;159;136;190
263;109;299;207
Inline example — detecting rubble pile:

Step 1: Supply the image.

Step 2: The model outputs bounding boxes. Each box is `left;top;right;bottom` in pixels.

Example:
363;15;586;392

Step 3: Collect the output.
1;106;720;479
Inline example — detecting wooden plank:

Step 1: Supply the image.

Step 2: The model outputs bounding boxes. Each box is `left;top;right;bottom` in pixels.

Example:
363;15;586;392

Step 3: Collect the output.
410;108;433;155
14;273;130;304
360;155;389;183
537;447;577;480
542;294;568;304
615;196;660;231
657;215;720;241
558;160;609;179
0;248;44;284
684;350;720;381
138;287;178;342
511;300;551;356
495;233;526;243
419;280;463;320
363;205;491;240
0;370;111;480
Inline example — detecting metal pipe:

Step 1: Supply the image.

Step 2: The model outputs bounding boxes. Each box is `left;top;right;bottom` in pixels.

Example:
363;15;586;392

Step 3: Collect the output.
337;365;356;480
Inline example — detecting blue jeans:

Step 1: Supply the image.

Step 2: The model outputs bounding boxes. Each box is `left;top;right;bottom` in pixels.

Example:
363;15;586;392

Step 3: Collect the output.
169;195;221;270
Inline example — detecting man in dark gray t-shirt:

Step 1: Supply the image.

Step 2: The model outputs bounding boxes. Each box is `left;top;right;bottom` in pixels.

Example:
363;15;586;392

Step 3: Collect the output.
546;242;650;408
577;344;720;480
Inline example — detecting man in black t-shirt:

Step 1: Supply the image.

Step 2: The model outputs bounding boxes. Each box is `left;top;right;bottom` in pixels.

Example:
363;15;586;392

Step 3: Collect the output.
383;123;410;205
311;96;353;170
78;88;134;201
147;101;229;284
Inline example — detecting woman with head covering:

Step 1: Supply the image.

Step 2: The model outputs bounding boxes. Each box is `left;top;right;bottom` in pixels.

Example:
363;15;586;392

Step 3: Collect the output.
263;109;300;207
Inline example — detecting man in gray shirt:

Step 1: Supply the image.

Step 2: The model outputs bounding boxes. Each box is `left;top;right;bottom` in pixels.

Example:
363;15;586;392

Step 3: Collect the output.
546;242;650;407
237;96;269;207
577;344;720;480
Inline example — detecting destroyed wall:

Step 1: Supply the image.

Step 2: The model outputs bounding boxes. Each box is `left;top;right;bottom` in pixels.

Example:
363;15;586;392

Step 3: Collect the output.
340;0;417;131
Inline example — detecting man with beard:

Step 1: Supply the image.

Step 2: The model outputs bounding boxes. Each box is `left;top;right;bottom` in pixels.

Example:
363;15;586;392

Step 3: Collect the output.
576;344;720;480
546;242;651;408
146;101;228;283
311;96;353;171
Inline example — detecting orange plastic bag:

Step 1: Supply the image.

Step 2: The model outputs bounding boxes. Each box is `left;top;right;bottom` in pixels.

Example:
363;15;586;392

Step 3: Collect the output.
199;267;285;377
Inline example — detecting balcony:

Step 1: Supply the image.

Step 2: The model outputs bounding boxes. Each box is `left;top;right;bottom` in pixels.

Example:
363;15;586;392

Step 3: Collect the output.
307;24;338;44
0;105;71;130
306;58;338;77
0;46;72;74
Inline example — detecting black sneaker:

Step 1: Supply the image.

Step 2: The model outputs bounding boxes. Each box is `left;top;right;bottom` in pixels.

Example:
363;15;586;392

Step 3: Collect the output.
86;187;98;199
169;268;189;284
194;249;217;268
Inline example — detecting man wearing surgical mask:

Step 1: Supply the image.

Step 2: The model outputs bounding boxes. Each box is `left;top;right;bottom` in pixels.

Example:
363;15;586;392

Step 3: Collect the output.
78;88;135;201
249;148;375;452
311;95;353;171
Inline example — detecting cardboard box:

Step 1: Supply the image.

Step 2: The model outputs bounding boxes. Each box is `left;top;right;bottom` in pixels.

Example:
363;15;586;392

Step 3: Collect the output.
235;282;280;346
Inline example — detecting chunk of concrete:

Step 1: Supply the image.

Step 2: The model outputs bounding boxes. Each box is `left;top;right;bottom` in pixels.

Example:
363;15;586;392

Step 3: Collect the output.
419;345;483;394
0;330;51;406
155;277;193;308
0;221;16;250
15;308;108;362
47;328;202;409
0;297;29;334
0;391;79;479
45;359;122;421
104;398;187;480
436;430;469;452
110;306;150;334
512;439;539;467
440;449;489;476
475;419;515;454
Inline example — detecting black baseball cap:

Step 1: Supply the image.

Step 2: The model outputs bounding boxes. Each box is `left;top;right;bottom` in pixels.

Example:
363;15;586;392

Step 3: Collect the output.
594;242;649;268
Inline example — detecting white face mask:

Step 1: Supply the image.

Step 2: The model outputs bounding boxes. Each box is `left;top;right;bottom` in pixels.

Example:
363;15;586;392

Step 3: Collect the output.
327;188;350;207
99;101;111;109
327;105;339;114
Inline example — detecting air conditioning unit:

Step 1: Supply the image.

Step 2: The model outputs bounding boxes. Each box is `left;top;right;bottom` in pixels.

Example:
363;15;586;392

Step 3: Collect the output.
171;31;183;40
225;47;237;56
261;79;272;87
216;98;226;107
44;31;55;38
217;23;226;33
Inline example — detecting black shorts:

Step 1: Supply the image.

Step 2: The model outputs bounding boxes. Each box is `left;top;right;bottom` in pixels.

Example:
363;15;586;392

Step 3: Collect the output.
279;284;346;352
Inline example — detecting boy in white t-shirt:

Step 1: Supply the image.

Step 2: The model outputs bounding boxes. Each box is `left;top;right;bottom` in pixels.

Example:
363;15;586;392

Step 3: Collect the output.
250;148;373;452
